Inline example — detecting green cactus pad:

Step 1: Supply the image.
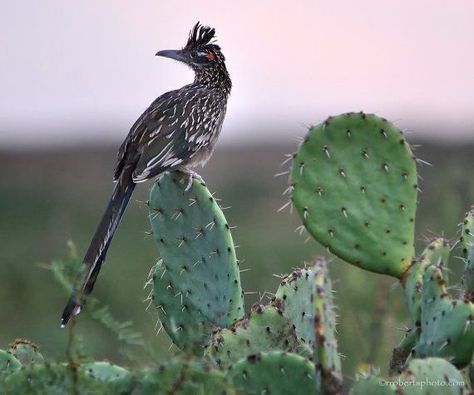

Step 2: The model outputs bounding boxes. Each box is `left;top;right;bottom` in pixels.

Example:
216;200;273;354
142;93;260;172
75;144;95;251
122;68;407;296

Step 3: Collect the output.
134;358;234;395
1;363;119;394
403;238;450;323
152;260;215;352
8;339;44;365
351;358;466;395
461;208;474;301
148;172;244;350
228;351;318;395
206;304;305;369
399;358;467;395
312;258;342;394
291;112;417;278
83;361;129;382
274;266;317;346
349;375;396;395
414;266;474;368
0;349;21;378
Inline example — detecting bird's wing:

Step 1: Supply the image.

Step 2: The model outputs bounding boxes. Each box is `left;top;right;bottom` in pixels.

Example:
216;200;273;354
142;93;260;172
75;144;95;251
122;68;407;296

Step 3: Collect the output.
114;87;218;183
113;90;184;182
133;89;218;182
132;111;192;182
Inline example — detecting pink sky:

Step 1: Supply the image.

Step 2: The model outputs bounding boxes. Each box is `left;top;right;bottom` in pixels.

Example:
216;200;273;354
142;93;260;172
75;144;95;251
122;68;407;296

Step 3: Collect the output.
1;0;473;147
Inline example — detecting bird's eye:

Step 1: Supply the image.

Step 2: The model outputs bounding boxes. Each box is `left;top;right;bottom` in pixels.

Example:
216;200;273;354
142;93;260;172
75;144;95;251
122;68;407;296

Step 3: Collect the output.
193;50;216;61
206;51;216;61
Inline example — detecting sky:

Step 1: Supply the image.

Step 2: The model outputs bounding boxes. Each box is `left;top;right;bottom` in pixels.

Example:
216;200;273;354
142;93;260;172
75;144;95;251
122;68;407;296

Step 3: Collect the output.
1;0;473;148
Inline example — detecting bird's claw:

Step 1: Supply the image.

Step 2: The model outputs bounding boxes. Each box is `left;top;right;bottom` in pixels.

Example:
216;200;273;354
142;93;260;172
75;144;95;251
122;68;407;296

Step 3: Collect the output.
183;171;203;191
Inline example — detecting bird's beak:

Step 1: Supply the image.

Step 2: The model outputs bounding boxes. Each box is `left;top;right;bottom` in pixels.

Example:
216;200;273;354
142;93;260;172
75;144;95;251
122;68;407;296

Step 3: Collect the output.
155;49;187;63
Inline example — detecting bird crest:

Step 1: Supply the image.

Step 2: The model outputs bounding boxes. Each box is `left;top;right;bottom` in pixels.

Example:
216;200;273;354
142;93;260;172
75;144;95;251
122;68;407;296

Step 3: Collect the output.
185;22;219;50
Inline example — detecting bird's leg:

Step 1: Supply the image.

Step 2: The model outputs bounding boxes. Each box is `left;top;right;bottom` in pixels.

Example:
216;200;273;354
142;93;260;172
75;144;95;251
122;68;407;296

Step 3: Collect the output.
178;168;204;191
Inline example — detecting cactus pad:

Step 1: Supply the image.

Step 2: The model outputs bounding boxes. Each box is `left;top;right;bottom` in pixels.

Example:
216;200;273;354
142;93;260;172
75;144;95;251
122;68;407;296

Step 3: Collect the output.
461;208;474;301
351;358;466;395
228;351;317;395
291;112;417;278
0;349;21;378
148;172;244;350
349;375;396;395
206;304;305;369
84;361;129;382
399;357;467;395
403;238;450;323
312;258;342;394
8;339;44;365
1;363;115;394
152;260;215;352
135;358;234;394
274;266;317;346
414;265;474;368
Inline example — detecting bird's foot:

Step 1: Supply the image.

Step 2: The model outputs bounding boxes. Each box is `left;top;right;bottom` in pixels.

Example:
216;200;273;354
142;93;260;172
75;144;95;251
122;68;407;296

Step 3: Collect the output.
181;170;204;191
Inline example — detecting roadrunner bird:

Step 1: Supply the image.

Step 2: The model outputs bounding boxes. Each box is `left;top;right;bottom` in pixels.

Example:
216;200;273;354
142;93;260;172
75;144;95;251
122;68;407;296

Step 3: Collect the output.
61;22;231;326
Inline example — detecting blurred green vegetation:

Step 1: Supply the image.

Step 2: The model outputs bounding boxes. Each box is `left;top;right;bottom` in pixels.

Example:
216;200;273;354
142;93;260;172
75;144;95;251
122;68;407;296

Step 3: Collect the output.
1;141;473;380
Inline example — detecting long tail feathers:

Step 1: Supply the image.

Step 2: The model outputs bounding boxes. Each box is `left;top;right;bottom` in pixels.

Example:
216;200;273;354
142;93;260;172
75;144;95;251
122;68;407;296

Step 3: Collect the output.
60;172;136;327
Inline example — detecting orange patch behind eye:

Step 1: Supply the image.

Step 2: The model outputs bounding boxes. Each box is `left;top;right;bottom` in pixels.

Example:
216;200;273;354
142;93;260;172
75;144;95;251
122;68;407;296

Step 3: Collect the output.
206;51;216;61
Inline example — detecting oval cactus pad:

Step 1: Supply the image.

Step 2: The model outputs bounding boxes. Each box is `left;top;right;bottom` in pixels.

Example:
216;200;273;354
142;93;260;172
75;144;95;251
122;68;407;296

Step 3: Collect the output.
149;172;244;331
291;113;417;278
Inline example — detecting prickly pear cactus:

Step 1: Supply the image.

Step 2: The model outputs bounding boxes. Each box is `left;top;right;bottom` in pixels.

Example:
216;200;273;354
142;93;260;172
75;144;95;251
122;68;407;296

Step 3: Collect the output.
148;171;244;351
151;259;214;352
84;361;129;382
312;258;342;394
135;358;234;394
1;363;116;394
8;339;44;365
206;304;306;369
274;266;317;346
228;351;318;395
351;358;467;395
399;357;467;395
403;238;450;323
0;349;21;378
290;112;417;278
414;265;474;368
461;208;474;301
349;375;396;395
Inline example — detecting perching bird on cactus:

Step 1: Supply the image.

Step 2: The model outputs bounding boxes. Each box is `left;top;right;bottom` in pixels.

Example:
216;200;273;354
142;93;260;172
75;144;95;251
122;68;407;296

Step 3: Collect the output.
61;22;232;326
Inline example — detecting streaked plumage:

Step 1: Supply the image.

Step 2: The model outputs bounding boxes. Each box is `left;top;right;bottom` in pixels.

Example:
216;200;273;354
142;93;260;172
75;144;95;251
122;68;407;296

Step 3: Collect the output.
61;22;231;326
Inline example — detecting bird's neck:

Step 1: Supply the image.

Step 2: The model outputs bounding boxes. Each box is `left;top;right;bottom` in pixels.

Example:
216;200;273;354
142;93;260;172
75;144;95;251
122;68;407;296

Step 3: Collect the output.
194;65;232;95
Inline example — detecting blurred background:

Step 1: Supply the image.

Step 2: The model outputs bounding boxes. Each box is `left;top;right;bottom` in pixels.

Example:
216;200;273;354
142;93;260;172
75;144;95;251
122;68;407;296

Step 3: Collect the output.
1;0;473;382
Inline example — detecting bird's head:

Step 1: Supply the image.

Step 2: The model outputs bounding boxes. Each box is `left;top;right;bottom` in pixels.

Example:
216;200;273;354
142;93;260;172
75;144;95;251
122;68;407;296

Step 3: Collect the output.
156;22;226;71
